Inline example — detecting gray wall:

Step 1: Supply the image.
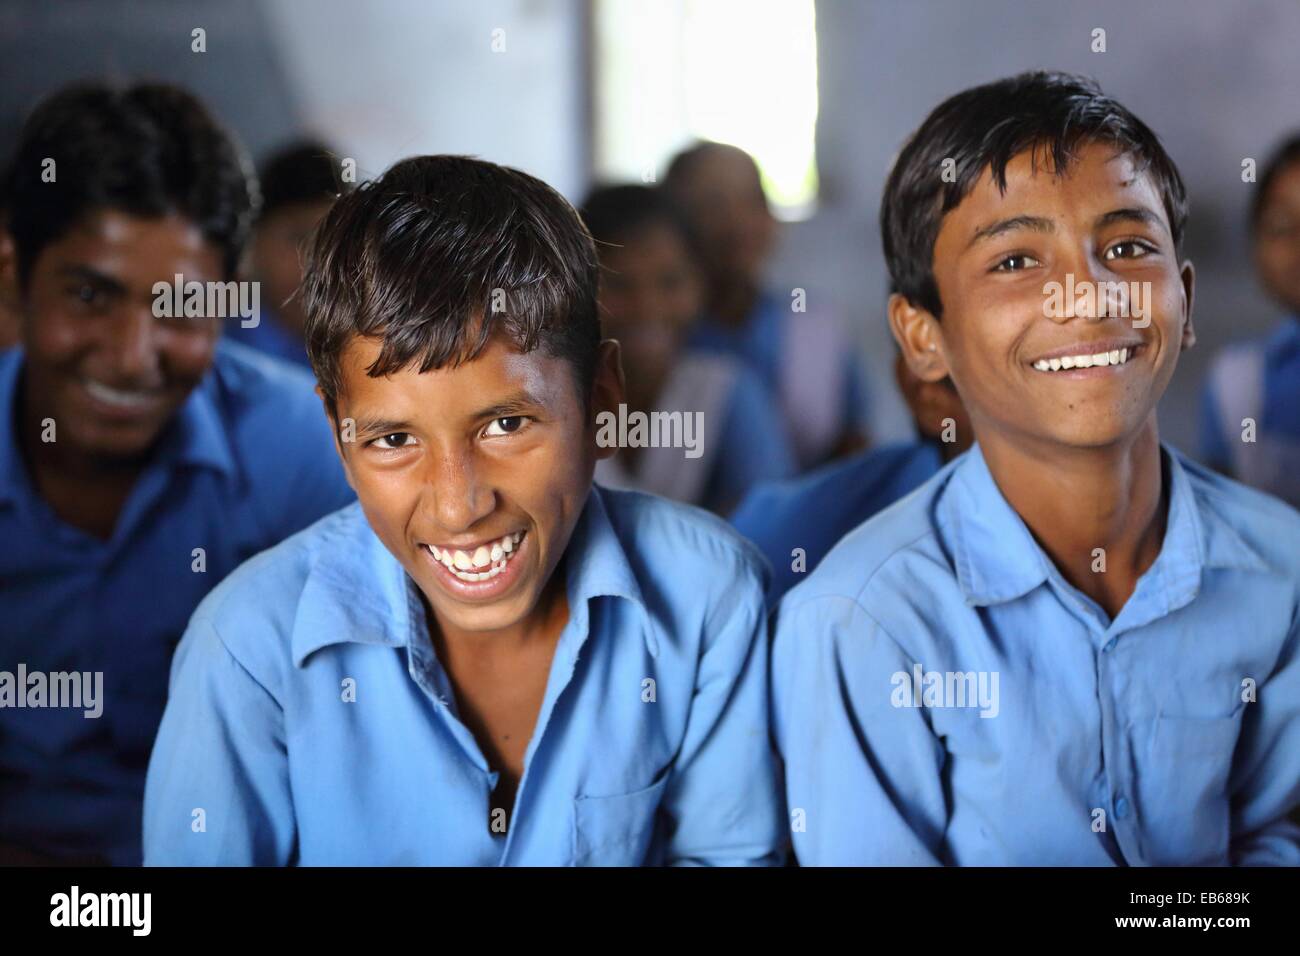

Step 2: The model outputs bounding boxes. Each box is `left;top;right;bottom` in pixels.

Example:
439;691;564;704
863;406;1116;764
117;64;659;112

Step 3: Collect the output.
0;0;586;198
772;0;1300;449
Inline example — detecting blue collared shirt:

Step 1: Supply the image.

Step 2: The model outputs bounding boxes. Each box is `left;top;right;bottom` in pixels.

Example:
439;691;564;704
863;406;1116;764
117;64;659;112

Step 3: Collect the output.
226;308;312;370
0;340;353;865
144;485;783;865
1201;319;1300;468
772;443;1300;865
689;290;868;460
731;440;943;606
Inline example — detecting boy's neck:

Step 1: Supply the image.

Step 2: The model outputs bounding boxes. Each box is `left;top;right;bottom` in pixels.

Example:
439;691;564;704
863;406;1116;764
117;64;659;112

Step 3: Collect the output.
977;417;1169;621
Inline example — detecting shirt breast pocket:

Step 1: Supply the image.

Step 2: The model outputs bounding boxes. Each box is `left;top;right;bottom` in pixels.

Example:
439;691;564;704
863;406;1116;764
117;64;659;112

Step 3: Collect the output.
1132;709;1243;864
572;774;670;867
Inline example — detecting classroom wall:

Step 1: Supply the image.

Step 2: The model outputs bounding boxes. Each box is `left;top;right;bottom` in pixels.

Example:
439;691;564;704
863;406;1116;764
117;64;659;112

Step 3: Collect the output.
0;0;586;199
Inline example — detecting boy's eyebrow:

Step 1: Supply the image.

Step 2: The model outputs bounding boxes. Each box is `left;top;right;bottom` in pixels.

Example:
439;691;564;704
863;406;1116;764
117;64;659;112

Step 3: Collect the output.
1094;206;1167;234
56;264;128;295
353;416;415;436
965;215;1056;250
468;390;547;421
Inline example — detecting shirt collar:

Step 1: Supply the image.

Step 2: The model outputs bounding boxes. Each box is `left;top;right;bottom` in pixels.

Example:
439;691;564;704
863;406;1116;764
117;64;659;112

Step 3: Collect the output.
939;441;1270;612
154;365;238;479
0;347;236;508
291;484;650;667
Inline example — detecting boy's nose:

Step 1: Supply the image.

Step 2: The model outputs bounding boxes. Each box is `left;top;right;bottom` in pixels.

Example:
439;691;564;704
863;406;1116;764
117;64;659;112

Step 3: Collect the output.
427;451;495;533
106;308;163;382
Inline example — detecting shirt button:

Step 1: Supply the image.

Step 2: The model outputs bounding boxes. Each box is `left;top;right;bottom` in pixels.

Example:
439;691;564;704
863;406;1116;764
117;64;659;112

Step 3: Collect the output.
1114;796;1130;819
1103;638;1118;653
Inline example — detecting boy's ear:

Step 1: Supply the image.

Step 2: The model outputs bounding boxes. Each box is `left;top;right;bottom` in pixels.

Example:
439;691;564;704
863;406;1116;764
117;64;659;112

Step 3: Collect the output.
1178;259;1197;351
589;338;625;461
316;384;357;491
888;292;950;383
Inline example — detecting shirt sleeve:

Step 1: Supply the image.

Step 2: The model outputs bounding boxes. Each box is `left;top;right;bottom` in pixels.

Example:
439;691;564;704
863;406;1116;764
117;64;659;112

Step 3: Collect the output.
658;562;785;866
1229;620;1300;865
143;618;294;865
771;593;947;865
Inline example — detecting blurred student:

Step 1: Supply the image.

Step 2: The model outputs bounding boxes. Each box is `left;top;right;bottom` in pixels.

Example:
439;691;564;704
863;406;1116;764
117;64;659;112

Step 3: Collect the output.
773;72;1300;865
664;142;869;467
0;82;352;865
733;354;971;606
581;184;795;513
0;206;18;349
143;156;783;866
1201;134;1300;508
235;140;346;369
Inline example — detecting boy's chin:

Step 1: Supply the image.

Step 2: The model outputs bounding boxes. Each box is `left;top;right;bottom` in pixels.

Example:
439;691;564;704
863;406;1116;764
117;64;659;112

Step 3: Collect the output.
1034;415;1153;451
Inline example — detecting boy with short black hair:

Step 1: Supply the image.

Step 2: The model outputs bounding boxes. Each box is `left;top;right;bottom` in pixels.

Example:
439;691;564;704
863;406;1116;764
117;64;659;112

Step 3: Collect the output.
144;155;782;865
0;81;352;864
773;72;1300;865
236;139;348;369
581;182;794;513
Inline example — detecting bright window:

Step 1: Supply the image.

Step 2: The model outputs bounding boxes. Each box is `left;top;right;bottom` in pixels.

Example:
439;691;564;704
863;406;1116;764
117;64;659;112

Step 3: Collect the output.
593;0;820;218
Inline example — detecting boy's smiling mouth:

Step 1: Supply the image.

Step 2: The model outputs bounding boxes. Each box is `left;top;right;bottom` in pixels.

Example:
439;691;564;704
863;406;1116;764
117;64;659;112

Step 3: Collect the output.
421;530;530;598
1028;340;1145;373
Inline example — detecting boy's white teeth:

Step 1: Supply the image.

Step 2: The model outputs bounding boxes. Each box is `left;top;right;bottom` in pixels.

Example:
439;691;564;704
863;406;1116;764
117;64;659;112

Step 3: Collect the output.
1034;347;1131;372
427;531;523;582
84;379;155;408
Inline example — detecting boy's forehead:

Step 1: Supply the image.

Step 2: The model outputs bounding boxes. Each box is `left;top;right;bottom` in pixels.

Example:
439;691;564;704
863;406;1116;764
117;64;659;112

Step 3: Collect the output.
972;143;1164;217
336;331;567;409
43;209;221;282
955;142;1165;229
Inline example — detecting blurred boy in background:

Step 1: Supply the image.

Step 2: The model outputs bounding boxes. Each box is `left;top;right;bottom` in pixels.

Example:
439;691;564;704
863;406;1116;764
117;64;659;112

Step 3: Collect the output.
733;354;971;606
582;184;794;513
0;82;351;865
234;140;346;369
664;141;869;468
1201;134;1300;508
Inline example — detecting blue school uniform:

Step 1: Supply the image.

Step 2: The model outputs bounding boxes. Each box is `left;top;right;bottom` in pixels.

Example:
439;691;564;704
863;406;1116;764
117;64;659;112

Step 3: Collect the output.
772;442;1300;865
1201;318;1300;508
731;440;943;606
143;485;784;866
0;340;353;865
595;351;795;513
689;290;867;466
227;307;313;371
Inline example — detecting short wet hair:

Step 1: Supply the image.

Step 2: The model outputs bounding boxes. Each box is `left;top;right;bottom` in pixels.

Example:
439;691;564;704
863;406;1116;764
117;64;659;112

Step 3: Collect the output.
302;155;600;414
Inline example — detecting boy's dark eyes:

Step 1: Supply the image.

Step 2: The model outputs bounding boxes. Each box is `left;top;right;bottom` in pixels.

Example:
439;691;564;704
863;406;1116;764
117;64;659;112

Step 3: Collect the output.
991;254;1040;273
483;416;529;437
66;283;113;310
371;432;414;450
366;417;532;450
1104;239;1157;260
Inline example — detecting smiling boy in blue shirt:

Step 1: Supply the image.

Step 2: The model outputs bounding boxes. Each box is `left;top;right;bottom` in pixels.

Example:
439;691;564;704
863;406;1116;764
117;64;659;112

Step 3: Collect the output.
143;155;783;866
772;72;1300;866
0;82;352;866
